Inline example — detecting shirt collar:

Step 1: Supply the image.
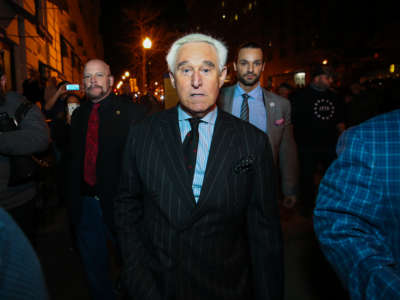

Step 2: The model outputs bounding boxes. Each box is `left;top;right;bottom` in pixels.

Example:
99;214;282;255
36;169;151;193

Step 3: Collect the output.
89;93;111;109
178;104;218;125
235;82;262;99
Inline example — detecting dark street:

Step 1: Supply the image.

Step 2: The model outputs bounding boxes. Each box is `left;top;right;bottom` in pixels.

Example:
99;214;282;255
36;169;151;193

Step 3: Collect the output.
34;195;348;300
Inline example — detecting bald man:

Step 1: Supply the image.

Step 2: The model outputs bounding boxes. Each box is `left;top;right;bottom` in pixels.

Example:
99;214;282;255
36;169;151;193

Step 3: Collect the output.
66;59;146;300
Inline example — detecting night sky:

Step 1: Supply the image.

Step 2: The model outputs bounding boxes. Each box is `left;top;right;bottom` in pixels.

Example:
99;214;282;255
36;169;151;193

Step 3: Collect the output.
99;0;187;78
99;0;397;79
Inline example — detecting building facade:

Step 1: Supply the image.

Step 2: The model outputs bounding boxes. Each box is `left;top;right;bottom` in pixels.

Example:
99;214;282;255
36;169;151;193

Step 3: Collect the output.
0;0;103;93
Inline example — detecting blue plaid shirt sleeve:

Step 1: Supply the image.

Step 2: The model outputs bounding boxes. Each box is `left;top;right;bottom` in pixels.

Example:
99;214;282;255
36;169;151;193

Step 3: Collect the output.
313;117;400;300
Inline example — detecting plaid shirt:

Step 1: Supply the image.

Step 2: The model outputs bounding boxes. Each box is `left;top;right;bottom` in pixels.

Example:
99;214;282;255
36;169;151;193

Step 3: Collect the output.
314;109;400;300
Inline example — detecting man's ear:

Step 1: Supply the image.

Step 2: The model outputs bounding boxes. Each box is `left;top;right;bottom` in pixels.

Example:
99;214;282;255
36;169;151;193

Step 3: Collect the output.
169;72;176;88
108;75;114;87
218;66;227;88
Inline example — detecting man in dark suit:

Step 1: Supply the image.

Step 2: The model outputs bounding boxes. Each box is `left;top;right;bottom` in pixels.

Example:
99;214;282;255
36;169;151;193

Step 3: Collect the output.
218;42;298;208
66;59;145;300
115;33;283;300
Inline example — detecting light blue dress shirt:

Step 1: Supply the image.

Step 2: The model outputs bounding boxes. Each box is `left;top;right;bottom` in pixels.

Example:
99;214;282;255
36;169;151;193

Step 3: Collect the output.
232;83;267;133
178;105;217;203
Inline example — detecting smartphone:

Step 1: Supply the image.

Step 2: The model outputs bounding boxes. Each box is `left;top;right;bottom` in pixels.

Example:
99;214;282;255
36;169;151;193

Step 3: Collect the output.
66;84;80;91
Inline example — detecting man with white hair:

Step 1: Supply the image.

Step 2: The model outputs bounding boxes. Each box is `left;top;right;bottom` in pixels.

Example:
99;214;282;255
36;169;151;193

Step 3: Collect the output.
114;33;283;300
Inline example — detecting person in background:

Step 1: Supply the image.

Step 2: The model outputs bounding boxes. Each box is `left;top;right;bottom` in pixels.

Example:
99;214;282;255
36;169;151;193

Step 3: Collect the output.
66;59;146;300
290;65;345;216
276;82;293;100
0;66;50;243
219;42;299;209
23;68;44;107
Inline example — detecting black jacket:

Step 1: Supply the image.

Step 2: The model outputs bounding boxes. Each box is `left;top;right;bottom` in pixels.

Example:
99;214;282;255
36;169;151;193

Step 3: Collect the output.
66;94;146;229
115;107;283;300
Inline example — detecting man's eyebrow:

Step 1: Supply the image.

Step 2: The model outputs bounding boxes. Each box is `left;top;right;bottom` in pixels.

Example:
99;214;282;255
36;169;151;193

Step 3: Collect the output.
203;61;215;67
176;61;189;69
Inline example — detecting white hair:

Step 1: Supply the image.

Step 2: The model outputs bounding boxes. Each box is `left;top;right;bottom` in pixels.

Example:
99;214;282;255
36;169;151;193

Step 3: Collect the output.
166;33;228;73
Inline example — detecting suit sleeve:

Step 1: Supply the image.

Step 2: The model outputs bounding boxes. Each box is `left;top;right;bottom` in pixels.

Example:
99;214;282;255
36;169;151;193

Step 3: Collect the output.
314;129;400;300
278;99;299;197
247;135;284;300
114;123;162;300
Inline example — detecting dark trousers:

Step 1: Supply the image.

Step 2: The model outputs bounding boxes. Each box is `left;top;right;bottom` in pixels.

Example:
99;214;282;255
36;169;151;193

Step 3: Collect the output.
74;196;117;300
298;148;336;217
8;197;36;246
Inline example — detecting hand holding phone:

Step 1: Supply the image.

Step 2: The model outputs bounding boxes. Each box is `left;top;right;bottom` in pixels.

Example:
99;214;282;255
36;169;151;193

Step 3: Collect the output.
66;84;80;91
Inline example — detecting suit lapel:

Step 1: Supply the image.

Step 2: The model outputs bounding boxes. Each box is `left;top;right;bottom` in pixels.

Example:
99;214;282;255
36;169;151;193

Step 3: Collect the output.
220;86;235;113
157;107;197;209
263;89;277;142
196;111;237;209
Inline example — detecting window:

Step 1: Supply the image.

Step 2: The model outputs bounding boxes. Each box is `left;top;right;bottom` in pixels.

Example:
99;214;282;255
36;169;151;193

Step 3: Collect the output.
35;0;47;27
60;35;69;58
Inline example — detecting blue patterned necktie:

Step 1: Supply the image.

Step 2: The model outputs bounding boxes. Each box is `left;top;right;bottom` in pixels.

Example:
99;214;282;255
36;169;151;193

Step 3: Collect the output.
240;93;249;121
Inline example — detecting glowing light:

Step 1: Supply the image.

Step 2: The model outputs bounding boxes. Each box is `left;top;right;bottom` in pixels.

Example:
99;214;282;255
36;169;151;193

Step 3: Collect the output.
124;71;130;77
143;37;152;49
322;59;328;65
294;72;306;87
122;76;125;80
234;14;238;21
222;14;226;19
390;64;395;73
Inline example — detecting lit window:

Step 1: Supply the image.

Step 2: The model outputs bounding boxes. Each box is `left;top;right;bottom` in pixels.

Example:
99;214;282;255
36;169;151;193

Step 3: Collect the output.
294;72;306;87
249;3;252;9
234;14;239;21
221;1;224;7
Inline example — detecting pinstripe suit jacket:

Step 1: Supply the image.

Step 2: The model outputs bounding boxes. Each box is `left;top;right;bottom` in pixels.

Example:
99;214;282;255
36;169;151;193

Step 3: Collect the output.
114;107;283;300
218;85;299;197
314;109;400;299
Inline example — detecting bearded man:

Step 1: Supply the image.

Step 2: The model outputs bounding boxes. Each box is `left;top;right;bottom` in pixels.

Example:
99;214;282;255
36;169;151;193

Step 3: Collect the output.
219;42;299;209
66;59;146;300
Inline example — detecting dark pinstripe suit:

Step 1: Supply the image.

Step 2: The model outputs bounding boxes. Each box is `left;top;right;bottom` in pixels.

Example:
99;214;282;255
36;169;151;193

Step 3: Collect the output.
114;106;283;300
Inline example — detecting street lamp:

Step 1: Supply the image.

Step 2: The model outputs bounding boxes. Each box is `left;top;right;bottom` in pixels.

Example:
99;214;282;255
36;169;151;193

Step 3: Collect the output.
143;37;152;49
142;37;152;94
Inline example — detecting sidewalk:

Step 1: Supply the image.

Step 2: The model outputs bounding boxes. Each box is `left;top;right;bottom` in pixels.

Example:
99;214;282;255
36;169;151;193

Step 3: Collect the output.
35;205;91;300
33;202;348;300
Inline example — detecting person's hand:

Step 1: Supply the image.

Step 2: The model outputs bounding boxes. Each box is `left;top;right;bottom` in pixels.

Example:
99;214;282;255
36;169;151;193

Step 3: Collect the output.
282;195;297;209
55;83;68;97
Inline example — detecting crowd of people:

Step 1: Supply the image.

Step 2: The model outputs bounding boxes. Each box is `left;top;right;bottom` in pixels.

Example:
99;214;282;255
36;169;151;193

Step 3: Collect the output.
0;32;399;300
